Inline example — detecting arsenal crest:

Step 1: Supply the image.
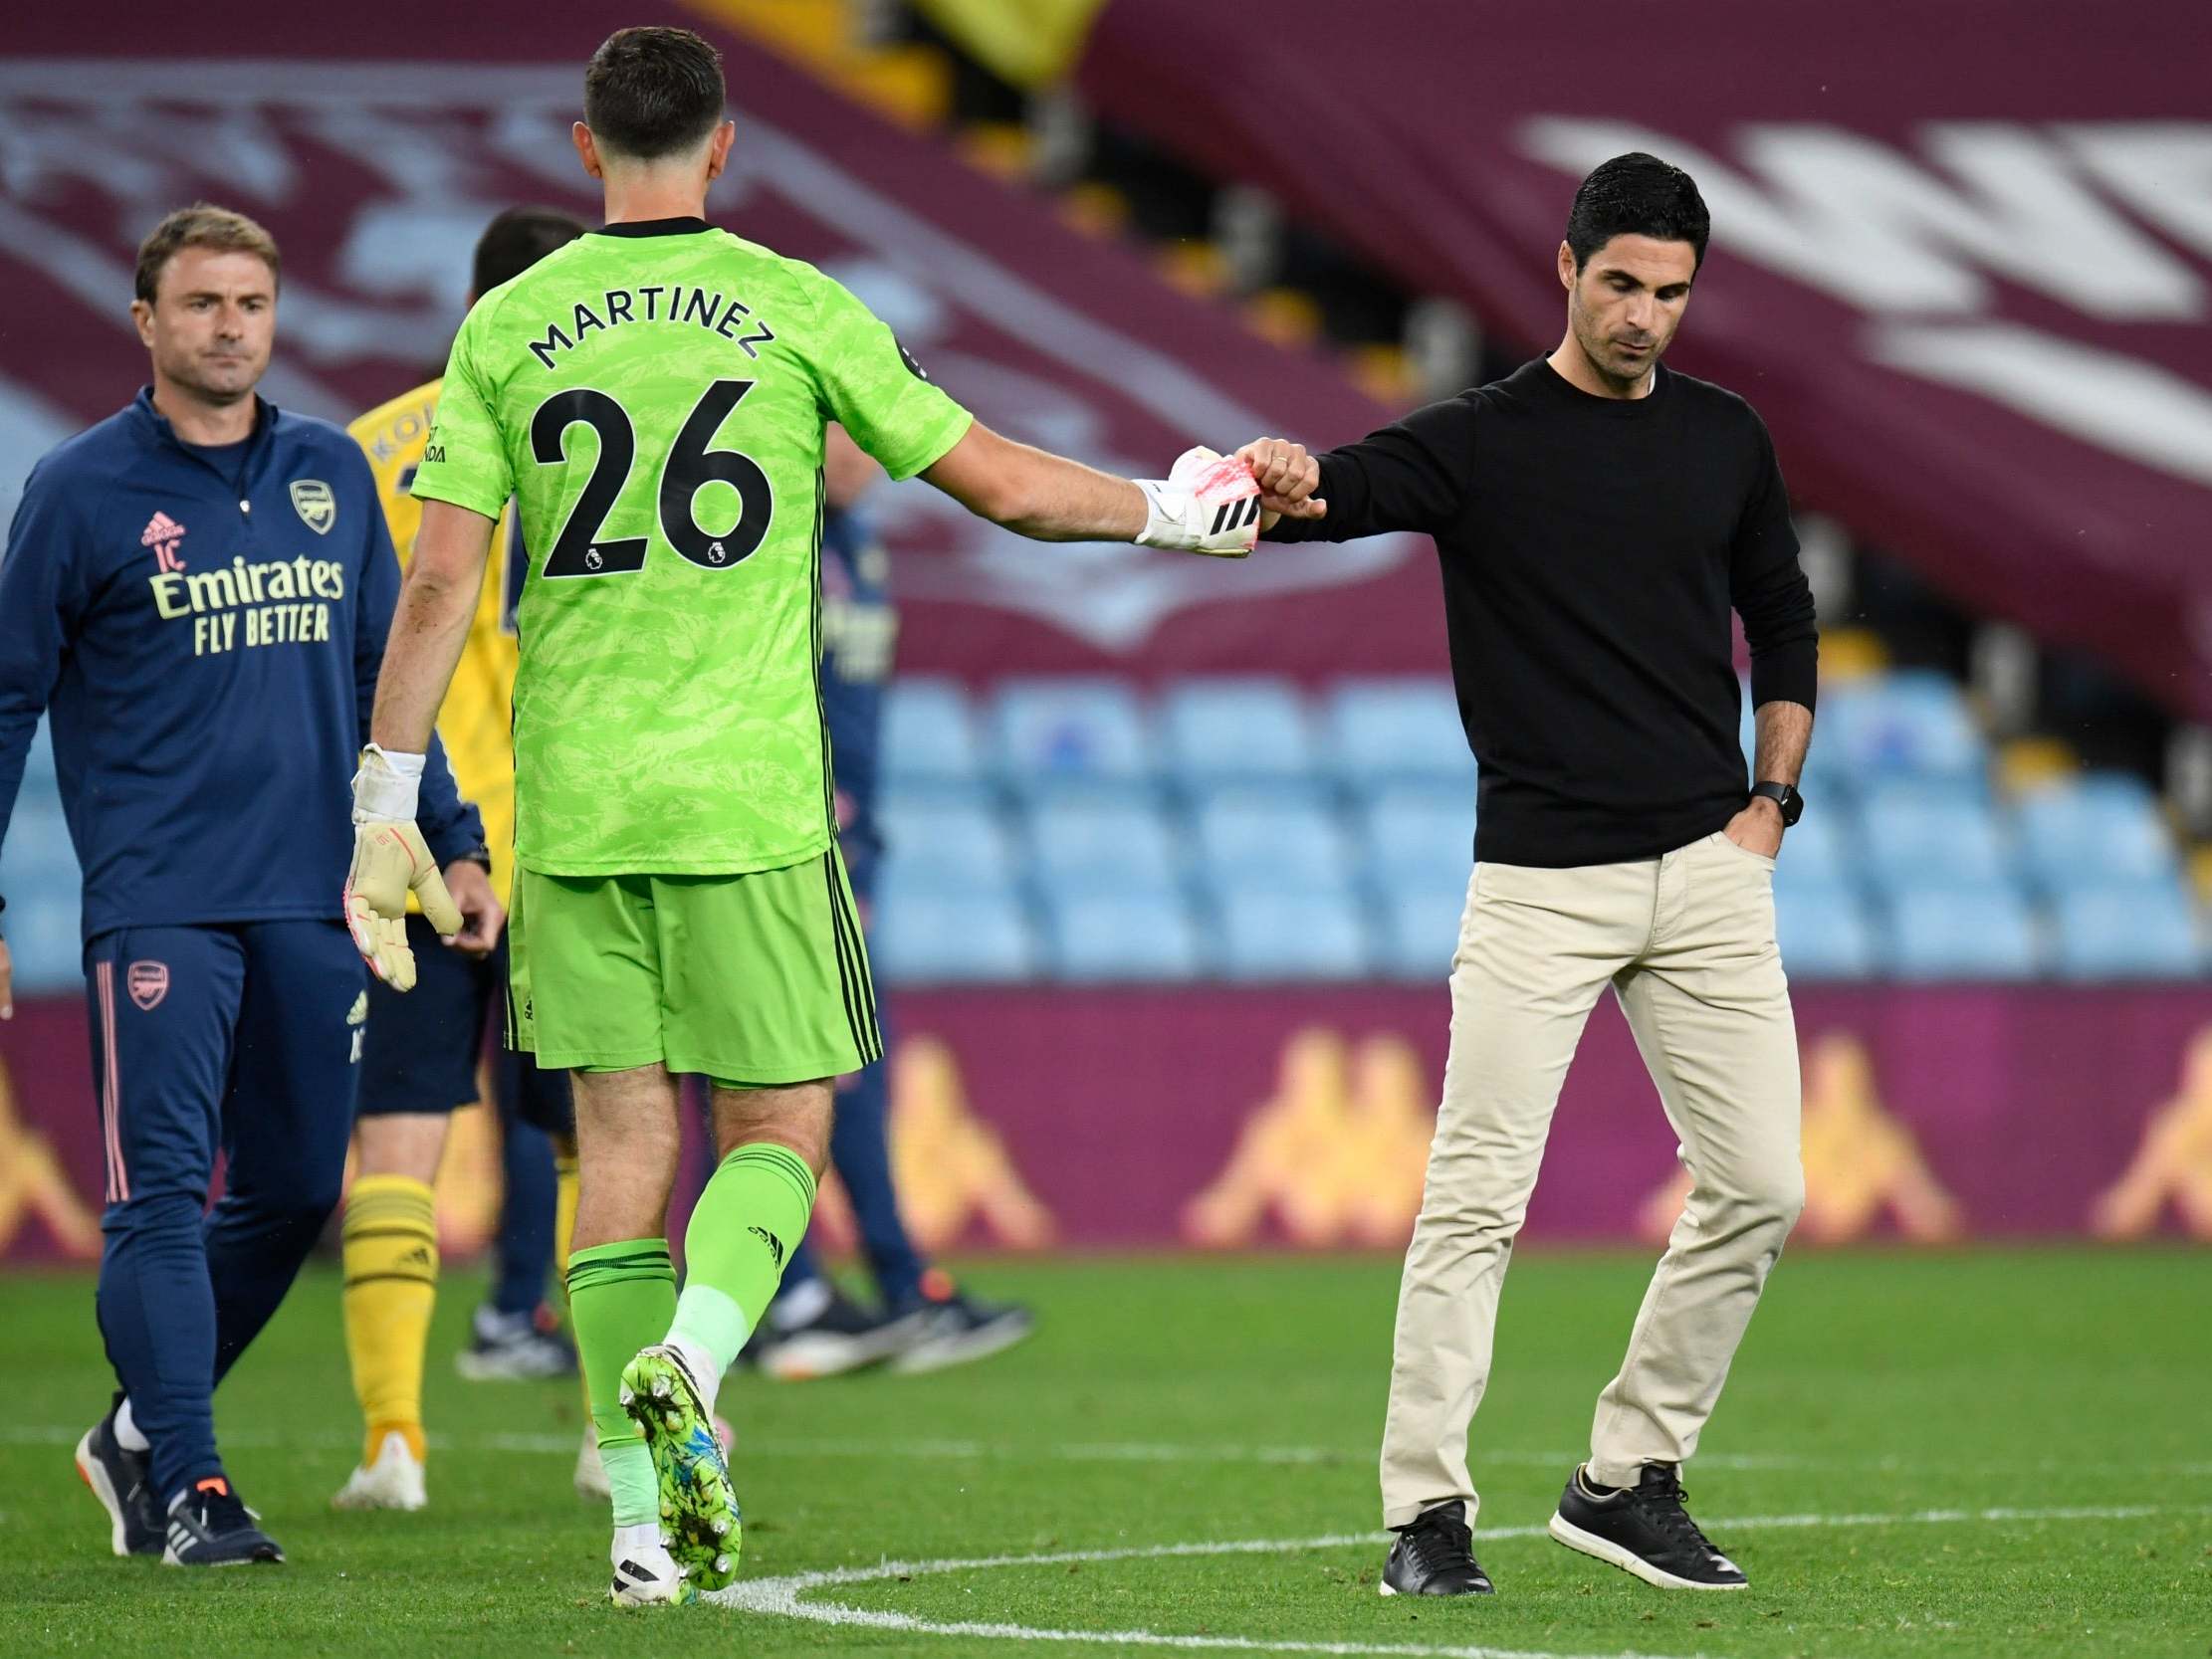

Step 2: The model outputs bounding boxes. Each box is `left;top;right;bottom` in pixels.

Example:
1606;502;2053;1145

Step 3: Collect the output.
126;960;169;1011
290;479;336;535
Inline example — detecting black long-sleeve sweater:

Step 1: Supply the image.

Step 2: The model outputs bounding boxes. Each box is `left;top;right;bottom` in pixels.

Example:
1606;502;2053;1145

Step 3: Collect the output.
1269;357;1818;868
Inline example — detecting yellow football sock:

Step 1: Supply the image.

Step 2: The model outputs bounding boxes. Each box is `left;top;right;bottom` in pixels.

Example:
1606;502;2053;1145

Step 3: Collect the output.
553;1139;579;1286
340;1174;438;1466
553;1140;592;1429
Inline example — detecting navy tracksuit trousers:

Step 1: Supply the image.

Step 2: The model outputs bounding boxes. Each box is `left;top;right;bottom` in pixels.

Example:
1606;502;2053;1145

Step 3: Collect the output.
86;920;363;1506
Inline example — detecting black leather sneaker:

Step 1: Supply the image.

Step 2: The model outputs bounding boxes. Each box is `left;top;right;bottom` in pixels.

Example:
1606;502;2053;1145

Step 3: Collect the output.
161;1477;284;1567
1549;1463;1747;1589
1381;1500;1495;1596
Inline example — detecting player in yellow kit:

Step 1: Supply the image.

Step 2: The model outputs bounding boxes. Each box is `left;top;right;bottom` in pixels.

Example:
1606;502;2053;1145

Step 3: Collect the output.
330;209;588;1513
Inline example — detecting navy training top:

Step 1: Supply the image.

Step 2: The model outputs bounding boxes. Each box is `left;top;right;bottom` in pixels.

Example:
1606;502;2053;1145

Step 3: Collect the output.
0;389;482;942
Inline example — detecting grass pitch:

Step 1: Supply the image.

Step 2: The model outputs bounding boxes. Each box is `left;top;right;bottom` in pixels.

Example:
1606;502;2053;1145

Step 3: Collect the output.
0;1248;2206;1657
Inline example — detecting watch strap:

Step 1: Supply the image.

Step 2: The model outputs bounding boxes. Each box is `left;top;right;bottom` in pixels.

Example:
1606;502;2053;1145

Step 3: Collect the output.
1750;781;1803;825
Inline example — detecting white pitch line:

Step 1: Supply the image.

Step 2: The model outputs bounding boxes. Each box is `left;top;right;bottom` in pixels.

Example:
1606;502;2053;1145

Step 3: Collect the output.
709;1505;2210;1659
712;1531;1622;1659
5;1423;2210;1481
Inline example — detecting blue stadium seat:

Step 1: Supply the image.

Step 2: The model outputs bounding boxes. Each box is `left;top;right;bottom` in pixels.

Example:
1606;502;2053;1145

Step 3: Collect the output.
1214;889;1373;979
1882;885;2040;980
5;890;82;994
990;679;1151;792
2014;775;2179;893
1821;670;1987;785
1858;780;2013;892
1356;783;1474;897
1195;792;1356;897
880;678;985;787
2049;881;2203;980
1771;806;1850;889
1374;884;1467;980
869;890;1037;983
1179;773;1334;816
1736;680;1849;800
1774;884;1879;979
0;796;82;900
23;716;59;790
1159;678;1316;788
1323;678;1474;786
877;795;1017;898
1024;791;1182;899
1043;892;1204;981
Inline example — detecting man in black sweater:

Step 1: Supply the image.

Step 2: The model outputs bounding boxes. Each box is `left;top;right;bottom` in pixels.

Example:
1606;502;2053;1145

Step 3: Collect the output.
1248;154;1817;1597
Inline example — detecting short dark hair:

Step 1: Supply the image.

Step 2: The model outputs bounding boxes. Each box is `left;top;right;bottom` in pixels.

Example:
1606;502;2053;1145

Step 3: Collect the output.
474;206;587;295
1565;153;1710;270
583;26;726;161
134;202;281;304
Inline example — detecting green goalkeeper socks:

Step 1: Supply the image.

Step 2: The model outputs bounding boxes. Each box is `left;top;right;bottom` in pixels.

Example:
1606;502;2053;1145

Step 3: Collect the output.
670;1142;819;1380
565;1239;676;1529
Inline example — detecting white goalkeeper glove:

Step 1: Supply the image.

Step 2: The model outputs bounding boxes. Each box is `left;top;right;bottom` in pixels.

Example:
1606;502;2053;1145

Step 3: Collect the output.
1134;446;1263;557
344;744;460;993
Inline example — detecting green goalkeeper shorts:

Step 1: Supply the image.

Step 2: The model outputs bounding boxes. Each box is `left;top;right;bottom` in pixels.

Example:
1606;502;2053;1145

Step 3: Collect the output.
506;850;881;1084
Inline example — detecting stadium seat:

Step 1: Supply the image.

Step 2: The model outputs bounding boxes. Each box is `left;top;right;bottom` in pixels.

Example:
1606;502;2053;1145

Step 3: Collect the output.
880;678;986;787
1820;670;1987;785
1024;790;1183;899
1374;883;1468;980
2;766;98;995
877;795;1018;898
1214;889;1373;979
1858;780;2013;892
868;890;1037;983
1043;891;1204;981
0;796;82;896
1322;678;1474;786
990;678;1151;792
5;890;81;995
1882;884;2040;980
1773;884;1880;979
1355;782;1474;897
2049;881;2203;980
1159;678;1317;789
1178;773;1335;816
1736;680;1849;800
23;716;59;790
1194;792;1357;897
2013;774;2179;893
1770;806;1850;889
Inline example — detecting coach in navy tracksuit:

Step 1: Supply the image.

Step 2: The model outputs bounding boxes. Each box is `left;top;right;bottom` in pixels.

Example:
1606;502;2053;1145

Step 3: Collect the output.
0;207;491;1566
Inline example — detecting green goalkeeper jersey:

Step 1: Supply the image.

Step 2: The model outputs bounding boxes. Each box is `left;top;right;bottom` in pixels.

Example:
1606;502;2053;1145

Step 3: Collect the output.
410;218;972;877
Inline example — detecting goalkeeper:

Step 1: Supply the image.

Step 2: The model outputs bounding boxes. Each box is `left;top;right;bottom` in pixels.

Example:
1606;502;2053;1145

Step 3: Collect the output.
345;25;1305;1608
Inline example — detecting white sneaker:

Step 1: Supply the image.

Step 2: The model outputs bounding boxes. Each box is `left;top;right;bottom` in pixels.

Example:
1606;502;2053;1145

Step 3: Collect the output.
610;1529;694;1606
574;1428;610;1501
331;1430;427;1512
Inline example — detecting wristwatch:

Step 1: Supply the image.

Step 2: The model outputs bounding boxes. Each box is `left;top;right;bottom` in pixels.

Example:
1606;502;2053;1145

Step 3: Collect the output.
1750;781;1804;826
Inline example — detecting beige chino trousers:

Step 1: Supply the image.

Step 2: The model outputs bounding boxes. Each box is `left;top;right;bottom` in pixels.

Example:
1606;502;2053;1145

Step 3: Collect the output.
1380;830;1804;1528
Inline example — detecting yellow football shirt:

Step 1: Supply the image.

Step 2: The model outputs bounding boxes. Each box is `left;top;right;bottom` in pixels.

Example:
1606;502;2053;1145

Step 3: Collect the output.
350;379;522;903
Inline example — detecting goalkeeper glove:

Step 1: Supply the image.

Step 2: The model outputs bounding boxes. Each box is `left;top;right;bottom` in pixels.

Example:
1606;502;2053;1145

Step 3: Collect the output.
1134;446;1263;557
344;744;461;993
